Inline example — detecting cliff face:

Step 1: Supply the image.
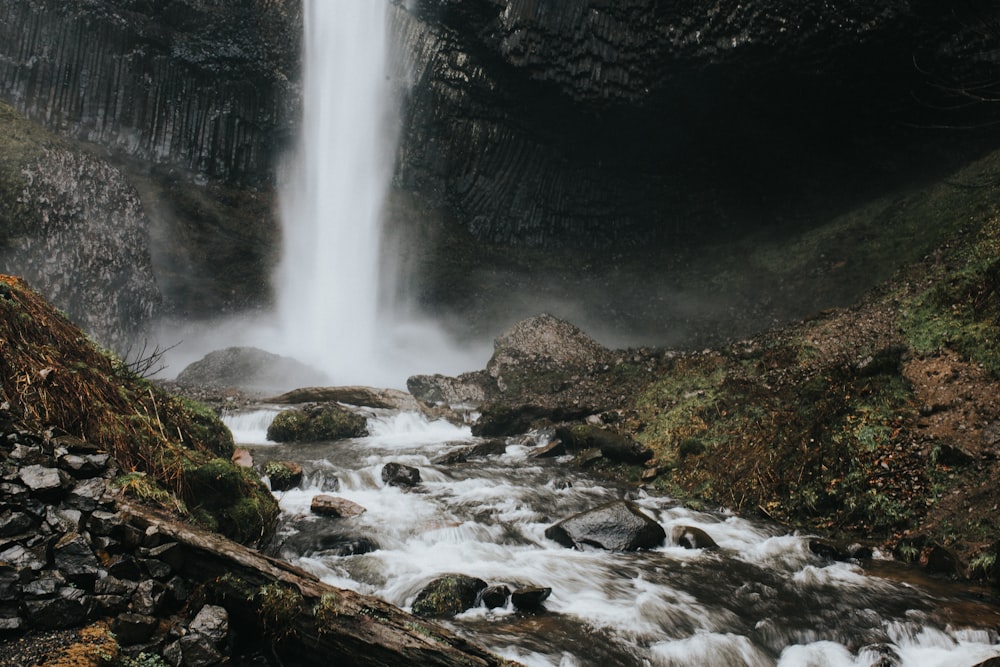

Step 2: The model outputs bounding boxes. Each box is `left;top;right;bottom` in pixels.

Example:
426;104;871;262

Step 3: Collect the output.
0;0;300;182
388;0;1000;248
0;0;997;349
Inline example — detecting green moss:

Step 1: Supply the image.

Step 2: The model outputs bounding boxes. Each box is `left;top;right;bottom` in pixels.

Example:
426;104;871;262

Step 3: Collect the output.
183;458;279;543
266;405;367;442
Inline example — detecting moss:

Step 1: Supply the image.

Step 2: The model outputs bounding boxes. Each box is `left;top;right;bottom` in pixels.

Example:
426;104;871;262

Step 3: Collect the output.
266;405;367;442
182;458;279;544
901;248;1000;377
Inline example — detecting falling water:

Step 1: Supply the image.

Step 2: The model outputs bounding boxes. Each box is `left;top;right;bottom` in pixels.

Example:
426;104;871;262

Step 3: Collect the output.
274;0;392;384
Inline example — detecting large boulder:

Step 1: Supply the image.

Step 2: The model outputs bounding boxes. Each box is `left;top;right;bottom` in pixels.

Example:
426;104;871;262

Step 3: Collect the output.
266;405;368;443
175;347;329;392
265;386;419;410
544;500;666;552
486;314;612;395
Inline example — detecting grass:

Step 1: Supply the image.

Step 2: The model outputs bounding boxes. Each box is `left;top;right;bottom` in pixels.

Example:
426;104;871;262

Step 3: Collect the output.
0;275;277;544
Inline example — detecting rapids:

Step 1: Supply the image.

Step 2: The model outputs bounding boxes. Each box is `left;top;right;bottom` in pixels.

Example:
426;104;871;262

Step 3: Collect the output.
224;408;1000;667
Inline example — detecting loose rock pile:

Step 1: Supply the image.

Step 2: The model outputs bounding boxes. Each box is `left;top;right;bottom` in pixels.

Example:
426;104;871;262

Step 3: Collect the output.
0;413;248;665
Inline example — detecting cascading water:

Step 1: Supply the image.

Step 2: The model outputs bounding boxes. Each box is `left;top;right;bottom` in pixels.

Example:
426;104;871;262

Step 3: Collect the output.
274;0;392;384
227;408;1000;667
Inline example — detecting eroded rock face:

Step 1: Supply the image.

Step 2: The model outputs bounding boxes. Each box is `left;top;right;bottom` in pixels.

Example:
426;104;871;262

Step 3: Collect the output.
0;0;299;182
2;147;160;351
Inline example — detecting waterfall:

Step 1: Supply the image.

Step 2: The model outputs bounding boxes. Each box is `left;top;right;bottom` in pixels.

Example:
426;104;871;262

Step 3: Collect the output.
274;0;393;385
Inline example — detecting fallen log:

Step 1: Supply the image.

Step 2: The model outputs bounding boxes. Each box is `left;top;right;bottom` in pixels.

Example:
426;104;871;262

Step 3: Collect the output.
120;502;517;667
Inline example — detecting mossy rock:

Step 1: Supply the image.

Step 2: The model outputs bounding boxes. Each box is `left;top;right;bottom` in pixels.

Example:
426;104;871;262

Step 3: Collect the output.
183;458;279;544
411;574;487;618
266;405;368;443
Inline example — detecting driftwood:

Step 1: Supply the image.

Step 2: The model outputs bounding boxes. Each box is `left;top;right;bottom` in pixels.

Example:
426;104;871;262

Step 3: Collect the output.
121;503;516;667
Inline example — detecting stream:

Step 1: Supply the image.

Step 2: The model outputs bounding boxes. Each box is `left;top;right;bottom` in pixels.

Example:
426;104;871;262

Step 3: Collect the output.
223;407;1000;667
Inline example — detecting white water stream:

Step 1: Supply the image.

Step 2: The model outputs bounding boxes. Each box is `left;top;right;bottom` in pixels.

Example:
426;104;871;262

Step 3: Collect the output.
225;408;1000;667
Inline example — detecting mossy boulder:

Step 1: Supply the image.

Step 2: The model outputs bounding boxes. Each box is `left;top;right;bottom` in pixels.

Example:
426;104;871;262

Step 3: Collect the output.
411;574;487;618
266;405;368;443
184;458;279;544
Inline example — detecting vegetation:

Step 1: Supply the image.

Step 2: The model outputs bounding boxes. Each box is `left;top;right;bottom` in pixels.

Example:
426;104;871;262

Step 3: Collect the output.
266;405;368;442
0;275;278;545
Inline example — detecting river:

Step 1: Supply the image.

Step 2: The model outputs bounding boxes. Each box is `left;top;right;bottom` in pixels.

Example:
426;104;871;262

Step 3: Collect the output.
223;407;1000;667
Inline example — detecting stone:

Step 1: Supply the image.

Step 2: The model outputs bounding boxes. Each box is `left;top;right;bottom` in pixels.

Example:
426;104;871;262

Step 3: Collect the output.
53;532;101;584
479;585;510;609
88;510;124;536
113;612;159;645
22;590;93;628
266;405;368;442
671;525;719;550
176;347;330;392
178;632;225;667
67;477;111;512
310;495;367;519
545;500;666;552
147;542;185;572
132;579;167;616
381;462;421;488
57;453;103;478
189;604;229;645
411;574;488;618
264;460;304;492
0;510;37;536
18;464;66;498
511;586;551;611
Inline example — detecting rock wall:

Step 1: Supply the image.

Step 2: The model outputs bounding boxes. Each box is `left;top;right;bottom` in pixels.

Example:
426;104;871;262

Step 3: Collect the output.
387;0;999;247
0;0;300;183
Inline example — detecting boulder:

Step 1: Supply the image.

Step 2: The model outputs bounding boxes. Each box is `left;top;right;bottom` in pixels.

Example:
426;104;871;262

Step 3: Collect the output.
265;386;419;411
266;405;368;443
479;585;511;609
310;495;367;519
545;501;666;552
264;460;304;491
431;440;508;465
175;347;329;392
406;372;492;406
510;586;551;611
381;463;421;488
671;526;719;550
411;574;488;618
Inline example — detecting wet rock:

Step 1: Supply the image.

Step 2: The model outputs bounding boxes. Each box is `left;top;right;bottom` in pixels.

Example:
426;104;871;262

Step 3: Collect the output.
472;404;591;438
406;372;491;406
88;510;124;537
264;460;304;491
671;526;719;550
432;439;508;465
231;448;254;468
479;585;511;609
545;500;666;552
266;386;419;411
529;439;568;458
412;574;488;618
511;586;551;611
921;544;961;576
177;632;225;667
310;495;367;518
0;510;37;536
381;462;421;488
266;405;368;442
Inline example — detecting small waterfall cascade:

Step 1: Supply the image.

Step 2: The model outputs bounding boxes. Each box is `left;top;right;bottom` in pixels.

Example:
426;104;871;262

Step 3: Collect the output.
273;0;393;385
